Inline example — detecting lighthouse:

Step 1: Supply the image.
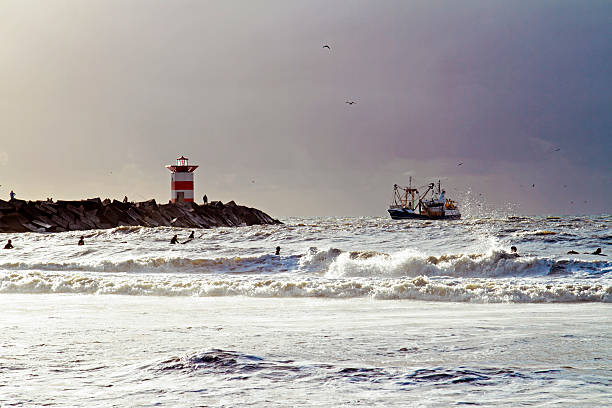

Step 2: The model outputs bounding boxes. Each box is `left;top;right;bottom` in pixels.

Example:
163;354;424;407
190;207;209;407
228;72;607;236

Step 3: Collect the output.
165;156;198;203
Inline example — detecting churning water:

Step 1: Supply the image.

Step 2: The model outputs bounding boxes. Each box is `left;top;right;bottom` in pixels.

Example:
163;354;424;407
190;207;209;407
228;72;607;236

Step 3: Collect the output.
1;215;610;406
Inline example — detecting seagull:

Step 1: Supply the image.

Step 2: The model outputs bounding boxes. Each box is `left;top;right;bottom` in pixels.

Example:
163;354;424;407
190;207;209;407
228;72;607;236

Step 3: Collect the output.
345;101;356;105
323;45;331;50
457;162;463;166
553;147;561;152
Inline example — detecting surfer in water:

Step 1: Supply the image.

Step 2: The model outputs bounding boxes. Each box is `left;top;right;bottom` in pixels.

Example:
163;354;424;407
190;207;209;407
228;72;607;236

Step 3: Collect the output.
170;234;178;244
510;245;520;258
181;231;195;244
78;236;85;246
4;239;14;249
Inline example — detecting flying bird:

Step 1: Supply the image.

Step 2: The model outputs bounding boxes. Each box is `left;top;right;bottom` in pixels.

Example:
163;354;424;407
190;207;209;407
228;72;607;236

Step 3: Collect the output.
457;162;463;166
553;147;561;152
322;45;331;50
532;184;535;188
345;101;356;105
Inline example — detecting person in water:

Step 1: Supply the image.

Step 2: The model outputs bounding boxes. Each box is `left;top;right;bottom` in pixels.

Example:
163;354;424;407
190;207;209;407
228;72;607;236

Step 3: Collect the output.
188;231;194;239
170;234;178;244
78;236;85;246
275;246;281;256
592;248;605;256
4;239;14;249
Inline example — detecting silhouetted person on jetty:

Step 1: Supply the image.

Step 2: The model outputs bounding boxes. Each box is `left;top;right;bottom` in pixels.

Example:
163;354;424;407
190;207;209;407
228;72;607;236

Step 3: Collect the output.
275;246;281;256
123;196;128;203
4;239;14;249
203;195;208;204
170;235;178;244
9;190;15;200
78;236;85;246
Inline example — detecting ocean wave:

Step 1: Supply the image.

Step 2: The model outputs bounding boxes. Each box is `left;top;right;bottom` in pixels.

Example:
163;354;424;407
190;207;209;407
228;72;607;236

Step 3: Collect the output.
149;348;542;387
0;247;609;278
1;271;610;302
0;254;301;274
301;248;611;278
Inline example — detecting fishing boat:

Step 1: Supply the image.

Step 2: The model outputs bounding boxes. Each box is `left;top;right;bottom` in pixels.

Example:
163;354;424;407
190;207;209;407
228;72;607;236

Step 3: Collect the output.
388;178;461;220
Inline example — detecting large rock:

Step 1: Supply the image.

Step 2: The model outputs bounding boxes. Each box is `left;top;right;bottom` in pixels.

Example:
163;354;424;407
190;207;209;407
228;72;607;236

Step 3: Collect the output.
0;198;281;233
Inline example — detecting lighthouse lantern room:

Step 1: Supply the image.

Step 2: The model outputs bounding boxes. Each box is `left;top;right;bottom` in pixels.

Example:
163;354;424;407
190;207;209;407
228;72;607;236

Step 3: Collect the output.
165;156;198;203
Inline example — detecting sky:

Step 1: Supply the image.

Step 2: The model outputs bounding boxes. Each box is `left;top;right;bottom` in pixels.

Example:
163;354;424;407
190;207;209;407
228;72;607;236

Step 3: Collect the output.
1;0;611;216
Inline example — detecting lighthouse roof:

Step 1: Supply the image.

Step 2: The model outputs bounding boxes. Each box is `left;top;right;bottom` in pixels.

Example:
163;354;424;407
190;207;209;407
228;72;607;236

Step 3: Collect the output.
166;155;198;173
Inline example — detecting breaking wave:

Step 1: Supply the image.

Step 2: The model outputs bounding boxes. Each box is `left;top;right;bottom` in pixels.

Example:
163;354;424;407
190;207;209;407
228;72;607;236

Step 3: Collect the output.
1;248;609;278
302;248;610;278
1;271;610;302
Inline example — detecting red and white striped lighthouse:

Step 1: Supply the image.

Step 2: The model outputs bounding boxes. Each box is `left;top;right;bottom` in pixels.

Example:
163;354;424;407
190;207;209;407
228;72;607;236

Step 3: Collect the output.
165;156;198;203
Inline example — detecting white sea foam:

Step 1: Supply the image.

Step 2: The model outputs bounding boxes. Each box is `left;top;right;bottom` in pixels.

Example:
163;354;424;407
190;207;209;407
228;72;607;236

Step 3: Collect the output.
0;215;609;303
301;247;610;278
0;246;609;280
1;271;610;303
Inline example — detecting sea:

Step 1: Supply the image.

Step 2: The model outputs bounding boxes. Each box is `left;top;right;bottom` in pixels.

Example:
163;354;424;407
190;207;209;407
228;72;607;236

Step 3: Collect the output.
1;215;610;407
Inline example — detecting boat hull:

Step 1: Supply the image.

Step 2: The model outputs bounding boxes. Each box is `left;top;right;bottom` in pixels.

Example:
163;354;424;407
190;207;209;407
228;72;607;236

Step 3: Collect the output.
388;208;461;220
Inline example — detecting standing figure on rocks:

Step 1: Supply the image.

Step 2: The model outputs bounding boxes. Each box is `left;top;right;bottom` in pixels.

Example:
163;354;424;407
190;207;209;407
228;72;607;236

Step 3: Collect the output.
4;239;14;249
275;246;281;256
203;195;208;204
9;190;15;200
123;196;128;203
78;236;85;246
170;235;178;245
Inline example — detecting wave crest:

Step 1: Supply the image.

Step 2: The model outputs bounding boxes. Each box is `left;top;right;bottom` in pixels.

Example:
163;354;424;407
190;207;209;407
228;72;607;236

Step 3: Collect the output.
1;271;610;303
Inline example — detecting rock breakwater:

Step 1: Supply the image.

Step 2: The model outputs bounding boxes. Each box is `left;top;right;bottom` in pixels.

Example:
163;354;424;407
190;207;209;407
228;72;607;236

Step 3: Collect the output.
0;198;281;233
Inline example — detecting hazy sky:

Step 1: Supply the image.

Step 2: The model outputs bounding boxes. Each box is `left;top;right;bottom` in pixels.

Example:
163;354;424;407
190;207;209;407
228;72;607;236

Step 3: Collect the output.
1;0;611;216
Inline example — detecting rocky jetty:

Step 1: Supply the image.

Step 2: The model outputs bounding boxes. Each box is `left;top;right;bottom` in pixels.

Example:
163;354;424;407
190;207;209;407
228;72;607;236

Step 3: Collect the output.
0;198;281;233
